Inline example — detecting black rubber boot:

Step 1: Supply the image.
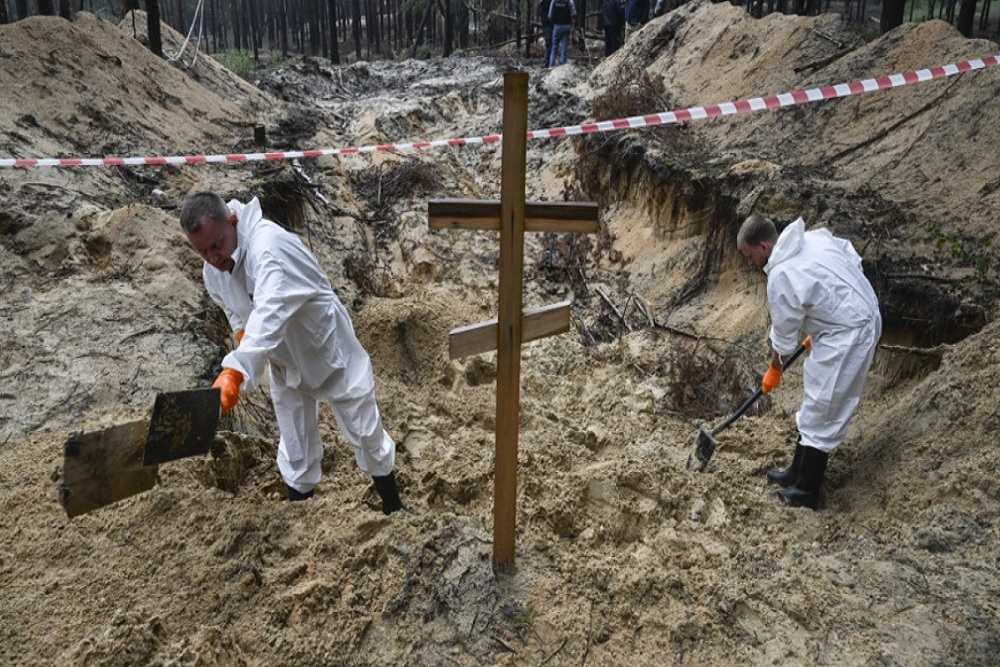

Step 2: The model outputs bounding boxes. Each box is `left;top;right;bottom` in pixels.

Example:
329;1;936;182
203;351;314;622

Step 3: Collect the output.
287;485;315;501
777;446;828;510
767;438;804;487
373;472;403;515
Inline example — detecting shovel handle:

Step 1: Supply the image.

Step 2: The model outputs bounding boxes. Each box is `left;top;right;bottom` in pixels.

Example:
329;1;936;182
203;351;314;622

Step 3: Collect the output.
710;388;762;435
710;339;810;436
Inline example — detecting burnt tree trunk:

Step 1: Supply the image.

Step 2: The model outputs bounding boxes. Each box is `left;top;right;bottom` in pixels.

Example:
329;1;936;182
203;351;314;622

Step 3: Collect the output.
231;0;242;50
457;0;468;48
146;0;163;57
443;0;453;56
247;0;260;60
328;0;340;62
352;0;363;59
880;0;905;32
956;0;976;35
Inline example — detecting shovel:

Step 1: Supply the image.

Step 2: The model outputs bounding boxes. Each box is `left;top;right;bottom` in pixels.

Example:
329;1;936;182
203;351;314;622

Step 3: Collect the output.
142;387;221;466
689;337;810;472
58;388;221;518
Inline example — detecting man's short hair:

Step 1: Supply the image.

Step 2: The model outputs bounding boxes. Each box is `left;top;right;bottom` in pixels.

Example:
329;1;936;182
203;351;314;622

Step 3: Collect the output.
737;214;778;247
179;192;229;233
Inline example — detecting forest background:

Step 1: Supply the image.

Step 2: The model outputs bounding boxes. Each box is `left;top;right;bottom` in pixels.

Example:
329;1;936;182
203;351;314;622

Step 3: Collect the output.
1;0;998;68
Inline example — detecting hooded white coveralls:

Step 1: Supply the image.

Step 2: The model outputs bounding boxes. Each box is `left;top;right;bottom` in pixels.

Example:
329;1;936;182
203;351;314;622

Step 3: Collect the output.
202;198;396;492
764;218;881;454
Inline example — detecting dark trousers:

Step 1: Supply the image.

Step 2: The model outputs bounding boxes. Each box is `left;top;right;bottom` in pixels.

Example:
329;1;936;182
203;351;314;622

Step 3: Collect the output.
603;25;623;56
543;24;554;67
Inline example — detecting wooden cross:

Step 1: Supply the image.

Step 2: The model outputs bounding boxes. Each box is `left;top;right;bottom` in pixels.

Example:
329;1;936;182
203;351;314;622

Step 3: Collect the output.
427;71;598;572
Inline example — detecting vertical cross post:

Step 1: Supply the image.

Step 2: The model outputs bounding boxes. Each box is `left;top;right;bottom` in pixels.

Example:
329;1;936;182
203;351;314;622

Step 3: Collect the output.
428;72;598;572
494;71;529;570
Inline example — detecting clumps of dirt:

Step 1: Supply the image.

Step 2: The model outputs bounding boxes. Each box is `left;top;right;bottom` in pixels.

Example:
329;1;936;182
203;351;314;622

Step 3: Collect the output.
200;431;279;495
665;335;763;420
353;290;472;391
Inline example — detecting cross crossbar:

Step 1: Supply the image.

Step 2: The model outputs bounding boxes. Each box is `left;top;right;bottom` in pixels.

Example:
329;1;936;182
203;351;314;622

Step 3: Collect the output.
448;301;571;360
429;200;599;234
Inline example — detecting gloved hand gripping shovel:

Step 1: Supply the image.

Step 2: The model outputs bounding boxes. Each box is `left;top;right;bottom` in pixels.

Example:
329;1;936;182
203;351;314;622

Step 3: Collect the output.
689;337;810;472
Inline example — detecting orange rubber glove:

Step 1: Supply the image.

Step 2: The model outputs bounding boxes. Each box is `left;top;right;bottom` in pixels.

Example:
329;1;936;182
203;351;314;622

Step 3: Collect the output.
213;368;244;413
235;329;245;345
803;335;811;349
762;365;782;395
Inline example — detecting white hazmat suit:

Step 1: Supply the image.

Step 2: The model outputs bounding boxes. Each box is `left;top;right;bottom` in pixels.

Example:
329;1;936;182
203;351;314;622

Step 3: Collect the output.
202;198;396;492
764;218;881;453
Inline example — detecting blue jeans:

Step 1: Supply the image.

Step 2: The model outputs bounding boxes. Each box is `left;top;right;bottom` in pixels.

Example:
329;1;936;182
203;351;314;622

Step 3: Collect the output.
542;24;554;67
550;23;572;66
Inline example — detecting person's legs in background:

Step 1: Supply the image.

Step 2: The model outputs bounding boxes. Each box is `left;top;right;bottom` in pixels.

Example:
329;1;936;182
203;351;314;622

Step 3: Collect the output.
551;23;572;65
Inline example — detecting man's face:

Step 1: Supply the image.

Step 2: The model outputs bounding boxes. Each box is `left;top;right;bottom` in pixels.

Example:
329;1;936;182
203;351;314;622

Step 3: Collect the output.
186;213;238;273
739;240;771;272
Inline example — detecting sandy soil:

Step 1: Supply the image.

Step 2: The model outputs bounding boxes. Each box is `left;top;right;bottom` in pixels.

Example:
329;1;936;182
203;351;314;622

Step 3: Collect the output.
2;3;999;665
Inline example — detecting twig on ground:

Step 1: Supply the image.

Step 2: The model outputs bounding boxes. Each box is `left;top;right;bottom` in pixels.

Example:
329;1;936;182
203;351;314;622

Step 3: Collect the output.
492;634;518;653
596;287;631;333
117;326;157;344
793;46;854;73
809;28;845;49
635;294;656;327
826;78;960;164
541;637;569;666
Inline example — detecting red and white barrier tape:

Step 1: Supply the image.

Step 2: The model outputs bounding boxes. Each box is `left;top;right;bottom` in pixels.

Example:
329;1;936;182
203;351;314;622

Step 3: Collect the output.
2;54;997;168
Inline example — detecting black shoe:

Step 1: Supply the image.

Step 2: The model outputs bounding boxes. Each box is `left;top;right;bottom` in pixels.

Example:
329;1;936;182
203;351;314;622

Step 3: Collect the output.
287;485;315;502
777;446;829;510
372;472;403;515
767;438;804;487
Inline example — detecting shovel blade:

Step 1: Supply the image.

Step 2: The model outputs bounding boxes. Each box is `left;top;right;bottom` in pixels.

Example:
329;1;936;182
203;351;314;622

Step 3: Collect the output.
60;420;158;518
692;425;717;472
142;388;221;466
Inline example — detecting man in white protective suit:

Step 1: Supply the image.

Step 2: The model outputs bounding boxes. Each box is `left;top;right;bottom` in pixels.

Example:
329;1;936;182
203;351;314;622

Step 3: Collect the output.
179;192;403;512
737;214;881;510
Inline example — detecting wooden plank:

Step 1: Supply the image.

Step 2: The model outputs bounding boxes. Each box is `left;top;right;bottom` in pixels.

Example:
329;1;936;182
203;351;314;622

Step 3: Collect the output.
59;420;158;518
494;71;530;572
428;200;599;234
448;301;572;360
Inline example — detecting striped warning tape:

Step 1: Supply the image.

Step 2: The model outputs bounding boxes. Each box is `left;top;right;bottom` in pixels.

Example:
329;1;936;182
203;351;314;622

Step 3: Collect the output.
1;53;997;168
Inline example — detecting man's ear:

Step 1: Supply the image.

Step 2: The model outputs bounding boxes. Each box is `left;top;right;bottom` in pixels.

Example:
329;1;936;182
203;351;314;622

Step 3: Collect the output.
229;213;238;226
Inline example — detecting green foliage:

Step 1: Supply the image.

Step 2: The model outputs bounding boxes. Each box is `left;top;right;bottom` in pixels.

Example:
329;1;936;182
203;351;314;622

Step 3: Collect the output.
926;223;994;282
212;50;256;76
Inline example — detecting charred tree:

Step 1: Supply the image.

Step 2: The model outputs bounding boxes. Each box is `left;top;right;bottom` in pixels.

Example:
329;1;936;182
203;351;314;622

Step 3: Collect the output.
58;0;70;18
881;0;905;32
231;0;243;50
956;0;976;35
0;0;8;23
328;0;340;62
457;0;469;48
352;0;363;59
444;0;454;55
147;0;163;57
247;0;260;61
37;0;56;15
